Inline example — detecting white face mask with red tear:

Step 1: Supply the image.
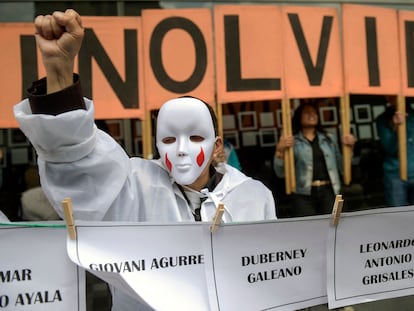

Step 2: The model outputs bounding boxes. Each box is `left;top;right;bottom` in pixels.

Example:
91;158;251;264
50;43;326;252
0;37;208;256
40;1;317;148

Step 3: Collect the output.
156;97;216;186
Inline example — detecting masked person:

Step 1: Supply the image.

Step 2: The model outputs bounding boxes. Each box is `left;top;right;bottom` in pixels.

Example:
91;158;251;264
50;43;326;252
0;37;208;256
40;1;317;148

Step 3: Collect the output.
375;98;414;207
13;9;277;311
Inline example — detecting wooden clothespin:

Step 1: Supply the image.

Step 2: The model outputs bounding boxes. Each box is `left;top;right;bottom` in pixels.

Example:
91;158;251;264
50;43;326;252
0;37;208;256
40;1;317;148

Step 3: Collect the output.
62;197;77;240
210;203;225;233
331;194;344;226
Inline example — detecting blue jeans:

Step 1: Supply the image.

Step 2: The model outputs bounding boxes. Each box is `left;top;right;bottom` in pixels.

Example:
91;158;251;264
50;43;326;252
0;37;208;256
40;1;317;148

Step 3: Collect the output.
383;175;414;207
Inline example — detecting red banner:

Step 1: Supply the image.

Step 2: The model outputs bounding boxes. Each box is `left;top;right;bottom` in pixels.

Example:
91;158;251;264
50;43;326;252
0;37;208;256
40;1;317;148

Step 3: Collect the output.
282;6;344;98
1;4;414;128
142;8;215;109
342;4;401;94
214;5;284;104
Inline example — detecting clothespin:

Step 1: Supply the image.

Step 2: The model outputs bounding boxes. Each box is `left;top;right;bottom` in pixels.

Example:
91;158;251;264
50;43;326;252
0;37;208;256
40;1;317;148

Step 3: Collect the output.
210;203;225;233
62;197;77;240
331;194;344;226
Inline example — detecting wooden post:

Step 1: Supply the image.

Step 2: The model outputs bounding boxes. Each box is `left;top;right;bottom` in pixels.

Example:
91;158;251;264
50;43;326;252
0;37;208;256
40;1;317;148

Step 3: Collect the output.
286;100;296;192
340;95;352;185
397;95;407;181
216;101;223;137
282;98;295;194
142;110;153;159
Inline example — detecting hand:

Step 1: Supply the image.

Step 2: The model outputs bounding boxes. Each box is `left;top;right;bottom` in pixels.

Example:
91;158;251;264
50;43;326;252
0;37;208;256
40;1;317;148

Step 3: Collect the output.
275;135;294;159
213;149;226;166
276;135;294;153
392;111;405;126
342;134;355;148
34;9;84;93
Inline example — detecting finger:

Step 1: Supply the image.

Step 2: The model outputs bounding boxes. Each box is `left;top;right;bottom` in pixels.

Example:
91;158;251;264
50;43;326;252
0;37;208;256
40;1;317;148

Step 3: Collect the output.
73;10;83;28
34;14;53;40
50;16;65;39
53;9;83;34
41;15;54;40
34;15;44;36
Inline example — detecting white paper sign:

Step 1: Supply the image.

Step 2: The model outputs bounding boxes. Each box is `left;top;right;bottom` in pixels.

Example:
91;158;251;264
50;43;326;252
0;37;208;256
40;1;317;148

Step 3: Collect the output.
67;221;211;311
327;205;414;308
203;216;330;311
0;223;85;310
67;217;332;311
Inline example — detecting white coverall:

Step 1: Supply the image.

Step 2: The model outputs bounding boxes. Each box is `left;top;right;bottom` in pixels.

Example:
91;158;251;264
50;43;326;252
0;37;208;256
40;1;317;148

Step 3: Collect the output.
14;98;277;310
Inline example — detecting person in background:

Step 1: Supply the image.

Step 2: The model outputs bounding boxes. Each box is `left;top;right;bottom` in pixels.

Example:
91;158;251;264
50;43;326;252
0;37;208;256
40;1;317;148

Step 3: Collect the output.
274;101;354;217
13;9;277;311
375;97;414;207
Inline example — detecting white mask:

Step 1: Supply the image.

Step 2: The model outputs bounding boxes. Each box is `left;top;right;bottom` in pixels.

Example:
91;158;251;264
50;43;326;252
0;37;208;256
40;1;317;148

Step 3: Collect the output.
156;97;216;185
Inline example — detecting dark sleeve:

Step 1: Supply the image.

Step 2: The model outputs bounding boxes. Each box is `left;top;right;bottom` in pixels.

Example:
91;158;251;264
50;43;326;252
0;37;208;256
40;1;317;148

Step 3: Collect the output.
27;74;86;115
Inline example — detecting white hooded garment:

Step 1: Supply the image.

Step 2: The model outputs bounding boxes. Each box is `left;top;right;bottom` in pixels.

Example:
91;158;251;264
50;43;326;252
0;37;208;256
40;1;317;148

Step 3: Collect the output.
14;98;277;310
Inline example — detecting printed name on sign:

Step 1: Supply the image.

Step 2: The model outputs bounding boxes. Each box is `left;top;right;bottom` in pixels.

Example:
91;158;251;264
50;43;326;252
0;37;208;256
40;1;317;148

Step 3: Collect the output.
151;254;204;269
14;290;62;306
89;260;146;273
241;248;307;266
0;269;32;283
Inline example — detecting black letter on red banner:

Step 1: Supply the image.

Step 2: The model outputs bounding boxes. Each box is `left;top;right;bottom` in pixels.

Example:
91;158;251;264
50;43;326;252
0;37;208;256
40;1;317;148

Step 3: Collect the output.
288;13;332;86
405;21;414;87
224;15;281;91
150;17;207;93
79;28;139;109
365;17;380;87
20;35;38;99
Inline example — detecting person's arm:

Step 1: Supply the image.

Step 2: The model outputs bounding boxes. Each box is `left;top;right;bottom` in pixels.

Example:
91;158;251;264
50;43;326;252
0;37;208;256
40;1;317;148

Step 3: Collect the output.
27;9;86;115
14;10;131;221
15;9;92;163
28;74;85;115
23;9;86;116
273;134;294;177
34;9;83;95
330;133;344;176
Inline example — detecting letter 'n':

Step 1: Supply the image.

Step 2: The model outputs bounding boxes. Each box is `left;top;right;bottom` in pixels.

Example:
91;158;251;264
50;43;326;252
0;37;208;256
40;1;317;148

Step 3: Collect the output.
79;28;139;109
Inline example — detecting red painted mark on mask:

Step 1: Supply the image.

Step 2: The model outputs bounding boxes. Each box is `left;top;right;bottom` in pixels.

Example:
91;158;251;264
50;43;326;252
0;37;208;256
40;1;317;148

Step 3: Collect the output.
165;153;172;172
197;147;205;167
